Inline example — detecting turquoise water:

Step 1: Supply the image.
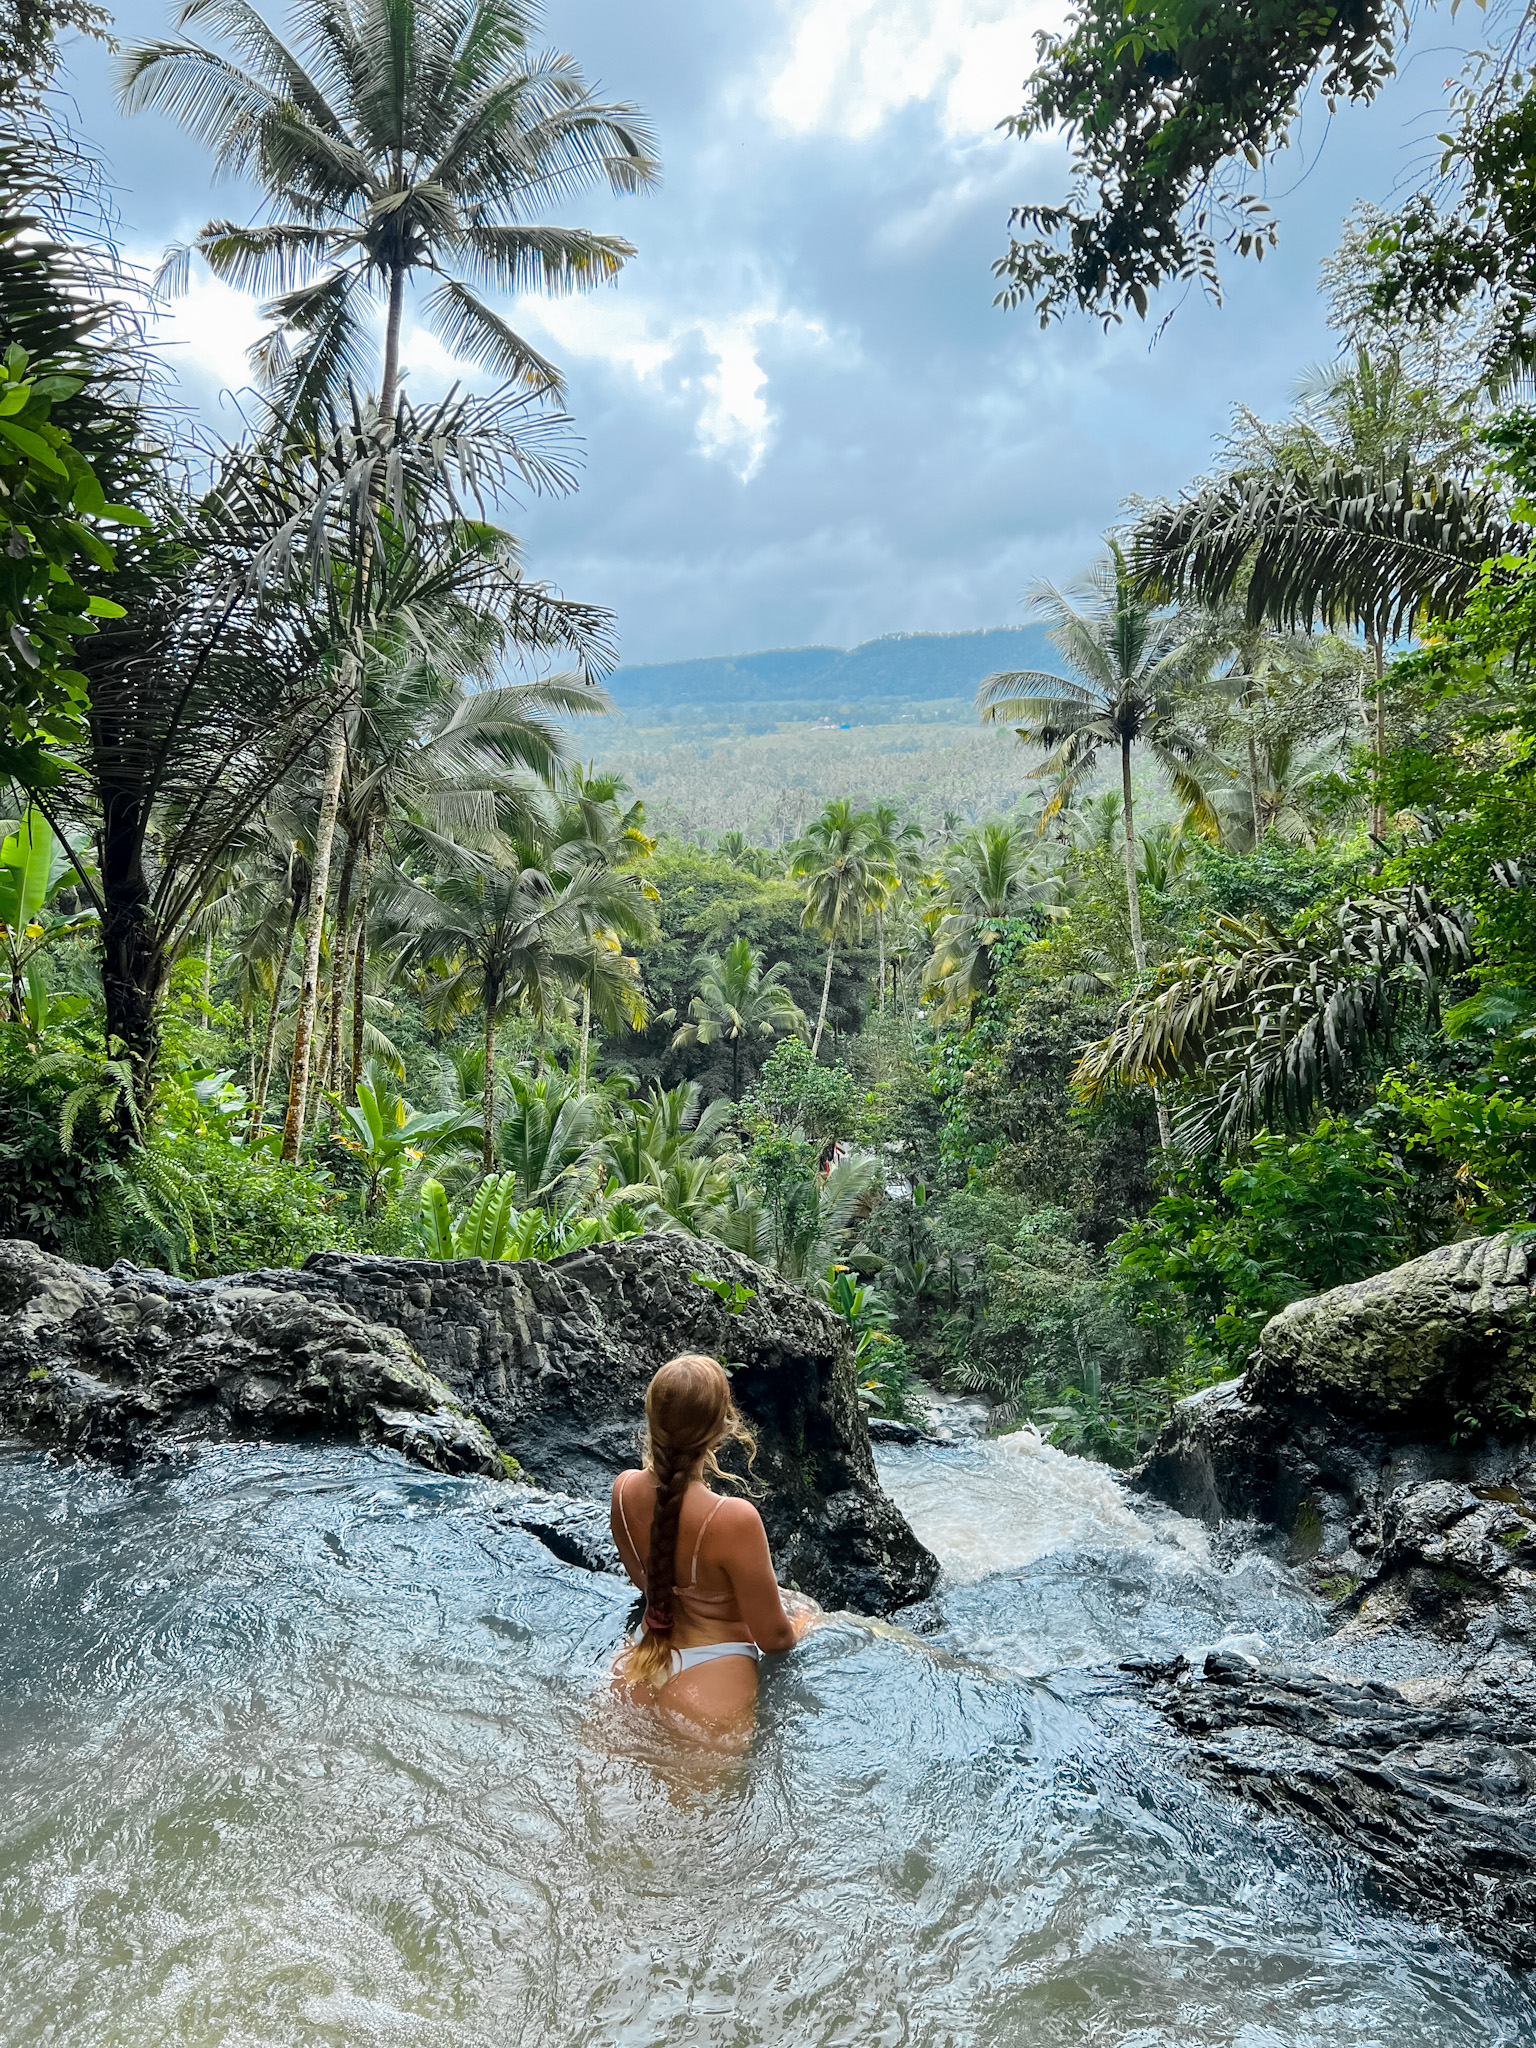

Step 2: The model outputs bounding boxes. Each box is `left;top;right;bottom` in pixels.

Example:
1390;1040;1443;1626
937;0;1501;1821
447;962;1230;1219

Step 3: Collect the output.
0;1437;1530;2047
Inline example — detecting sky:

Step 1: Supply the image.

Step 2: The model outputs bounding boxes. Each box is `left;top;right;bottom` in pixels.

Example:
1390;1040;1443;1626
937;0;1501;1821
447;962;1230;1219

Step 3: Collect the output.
61;0;1482;667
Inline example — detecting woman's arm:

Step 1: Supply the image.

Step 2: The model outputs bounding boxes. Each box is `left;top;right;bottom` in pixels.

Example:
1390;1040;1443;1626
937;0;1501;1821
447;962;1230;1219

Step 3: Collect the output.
715;1499;812;1652
609;1473;647;1593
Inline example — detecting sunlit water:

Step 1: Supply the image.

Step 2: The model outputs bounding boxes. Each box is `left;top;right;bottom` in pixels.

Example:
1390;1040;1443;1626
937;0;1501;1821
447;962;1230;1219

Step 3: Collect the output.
1;1433;1532;2047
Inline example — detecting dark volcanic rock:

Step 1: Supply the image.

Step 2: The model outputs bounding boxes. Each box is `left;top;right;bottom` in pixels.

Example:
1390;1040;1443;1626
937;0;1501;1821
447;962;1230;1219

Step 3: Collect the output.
1128;1235;1536;1966
0;1239;507;1478
0;1233;936;1613
1132;1235;1536;1615
1131;1651;1536;1970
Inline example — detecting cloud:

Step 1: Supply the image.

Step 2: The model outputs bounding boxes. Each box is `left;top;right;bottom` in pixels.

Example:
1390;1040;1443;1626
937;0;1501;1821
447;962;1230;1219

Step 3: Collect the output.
762;0;1059;141
129;251;266;398
514;290;847;481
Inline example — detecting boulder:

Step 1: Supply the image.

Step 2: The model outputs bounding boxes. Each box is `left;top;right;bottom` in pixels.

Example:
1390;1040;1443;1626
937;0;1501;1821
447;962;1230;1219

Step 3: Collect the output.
1128;1235;1536;1966
1133;1235;1536;1607
0;1233;937;1614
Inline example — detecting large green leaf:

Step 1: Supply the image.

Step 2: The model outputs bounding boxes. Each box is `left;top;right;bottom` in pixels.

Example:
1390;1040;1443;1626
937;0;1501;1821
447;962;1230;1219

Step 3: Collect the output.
0;808;55;931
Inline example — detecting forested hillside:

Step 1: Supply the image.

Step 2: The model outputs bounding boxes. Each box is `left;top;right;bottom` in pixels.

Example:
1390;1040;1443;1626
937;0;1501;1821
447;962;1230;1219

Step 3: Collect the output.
609;626;1055;723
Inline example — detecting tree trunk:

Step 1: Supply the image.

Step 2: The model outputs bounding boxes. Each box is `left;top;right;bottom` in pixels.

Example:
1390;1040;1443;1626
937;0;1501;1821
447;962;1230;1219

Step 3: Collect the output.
203;931;213;1010
348;819;379;1102
281;713;347;1163
380;264;405;423
1119;741;1146;974
578;984;590;1093
250;894;302;1137
98;782;164;1119
1120;740;1171;1151
1370;635;1388;841
321;830;358;1118
877;910;886;1013
811;936;835;1055
1246;728;1263;847
482;990;499;1175
732;1034;741;1101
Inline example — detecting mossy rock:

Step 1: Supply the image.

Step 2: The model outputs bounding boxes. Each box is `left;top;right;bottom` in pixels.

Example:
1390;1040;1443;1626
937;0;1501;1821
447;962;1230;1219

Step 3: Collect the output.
1249;1235;1536;1423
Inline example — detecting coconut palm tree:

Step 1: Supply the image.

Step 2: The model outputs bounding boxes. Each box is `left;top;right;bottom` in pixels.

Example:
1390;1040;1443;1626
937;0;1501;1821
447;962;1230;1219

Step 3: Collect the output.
671;936;807;1098
122;0;658;423
864;803;926;1010
1131;350;1517;836
922;820;1057;1016
787;799;896;1055
407;842;645;1171
547;765;656;1090
977;542;1219;978
322;618;607;1107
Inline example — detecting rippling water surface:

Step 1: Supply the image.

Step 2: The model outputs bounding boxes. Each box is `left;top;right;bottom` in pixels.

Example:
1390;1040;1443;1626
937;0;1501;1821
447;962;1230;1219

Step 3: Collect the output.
1;1433;1532;2047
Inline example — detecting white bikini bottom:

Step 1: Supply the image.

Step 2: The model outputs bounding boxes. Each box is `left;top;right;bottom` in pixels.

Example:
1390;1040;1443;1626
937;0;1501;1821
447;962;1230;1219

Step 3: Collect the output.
669;1640;762;1677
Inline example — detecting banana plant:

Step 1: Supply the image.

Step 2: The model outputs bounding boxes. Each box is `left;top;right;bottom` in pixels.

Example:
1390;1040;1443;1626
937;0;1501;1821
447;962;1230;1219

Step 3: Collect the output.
0;808;96;1019
340;1069;473;1212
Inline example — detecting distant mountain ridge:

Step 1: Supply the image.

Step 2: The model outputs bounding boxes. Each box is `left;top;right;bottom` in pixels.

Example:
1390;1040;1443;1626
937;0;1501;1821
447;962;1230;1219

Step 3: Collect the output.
607;625;1055;718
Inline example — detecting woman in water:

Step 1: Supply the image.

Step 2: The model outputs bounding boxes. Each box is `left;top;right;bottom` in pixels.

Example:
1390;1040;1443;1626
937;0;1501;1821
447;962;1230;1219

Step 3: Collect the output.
610;1352;816;1731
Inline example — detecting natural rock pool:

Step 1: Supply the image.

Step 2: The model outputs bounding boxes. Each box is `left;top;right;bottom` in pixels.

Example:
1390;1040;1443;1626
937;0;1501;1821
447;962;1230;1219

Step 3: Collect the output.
2;1431;1533;2046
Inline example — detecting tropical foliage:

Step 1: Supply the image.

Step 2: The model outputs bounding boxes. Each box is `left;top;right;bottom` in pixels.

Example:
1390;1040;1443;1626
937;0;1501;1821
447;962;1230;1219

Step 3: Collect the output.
17;0;1536;1472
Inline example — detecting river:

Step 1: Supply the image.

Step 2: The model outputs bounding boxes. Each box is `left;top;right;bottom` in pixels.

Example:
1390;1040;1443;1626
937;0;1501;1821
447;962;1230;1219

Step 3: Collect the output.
1;1429;1531;2046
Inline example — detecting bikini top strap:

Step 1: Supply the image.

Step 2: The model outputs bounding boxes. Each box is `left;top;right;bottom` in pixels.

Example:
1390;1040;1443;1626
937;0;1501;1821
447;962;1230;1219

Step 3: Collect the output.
616;1472;642;1579
689;1492;729;1585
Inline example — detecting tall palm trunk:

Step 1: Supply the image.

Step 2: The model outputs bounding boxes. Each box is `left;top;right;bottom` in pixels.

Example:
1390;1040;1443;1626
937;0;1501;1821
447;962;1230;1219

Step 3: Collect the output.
732;1034;742;1101
281;713;347;1161
321;830;358;1115
348;817;380;1101
876;910;886;1013
380;264;405;422
1119;740;1146;975
1369;635;1387;841
811;935;835;1056
251;891;303;1136
578;984;591;1093
482;984;500;1174
1120;739;1172;1152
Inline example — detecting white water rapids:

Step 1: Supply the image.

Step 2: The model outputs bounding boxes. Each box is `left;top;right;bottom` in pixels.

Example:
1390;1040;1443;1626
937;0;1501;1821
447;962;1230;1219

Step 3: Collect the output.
0;1430;1531;2046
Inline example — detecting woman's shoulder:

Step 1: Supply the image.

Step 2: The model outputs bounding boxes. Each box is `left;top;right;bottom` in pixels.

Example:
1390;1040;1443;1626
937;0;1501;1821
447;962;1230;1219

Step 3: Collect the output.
706;1490;763;1532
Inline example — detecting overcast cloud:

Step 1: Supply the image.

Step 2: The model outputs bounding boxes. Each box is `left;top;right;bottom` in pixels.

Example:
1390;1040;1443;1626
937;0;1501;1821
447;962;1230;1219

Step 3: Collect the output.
63;1;1478;664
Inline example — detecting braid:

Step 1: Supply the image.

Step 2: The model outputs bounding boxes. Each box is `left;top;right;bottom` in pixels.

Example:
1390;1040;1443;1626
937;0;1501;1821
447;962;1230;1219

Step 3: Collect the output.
622;1351;749;1690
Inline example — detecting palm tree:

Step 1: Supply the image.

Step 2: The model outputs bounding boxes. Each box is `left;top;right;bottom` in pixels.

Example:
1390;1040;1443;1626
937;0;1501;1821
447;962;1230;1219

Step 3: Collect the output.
922;820;1057;1016
122;0;658;423
787;799;896;1055
1131;350;1517;836
1075;887;1468;1156
547;765;656;1090
977;542;1219;979
323;620;607;1107
407;843;644;1171
672;936;807;1098
863;803;926;1011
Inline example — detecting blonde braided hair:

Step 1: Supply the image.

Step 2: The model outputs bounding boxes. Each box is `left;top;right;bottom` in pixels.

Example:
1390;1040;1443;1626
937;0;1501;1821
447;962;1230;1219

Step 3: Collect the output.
624;1353;757;1688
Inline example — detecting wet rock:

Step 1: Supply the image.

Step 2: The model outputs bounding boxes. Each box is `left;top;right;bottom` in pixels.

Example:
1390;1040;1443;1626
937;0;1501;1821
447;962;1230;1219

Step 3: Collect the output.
1127;1236;1536;1966
1131;1652;1536;1971
490;1489;622;1575
0;1241;508;1478
0;1233;936;1614
1131;1235;1536;1629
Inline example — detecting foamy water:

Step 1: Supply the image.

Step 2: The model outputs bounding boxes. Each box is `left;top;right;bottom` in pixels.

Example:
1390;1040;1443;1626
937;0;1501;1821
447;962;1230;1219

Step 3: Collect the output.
877;1424;1211;1581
